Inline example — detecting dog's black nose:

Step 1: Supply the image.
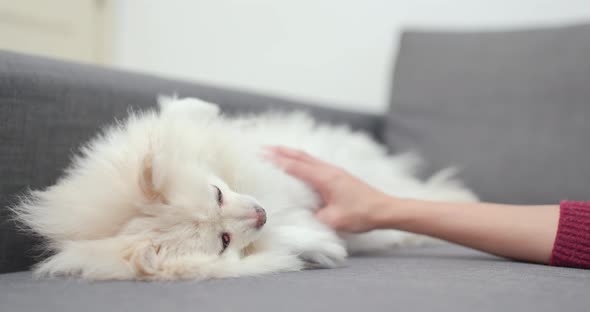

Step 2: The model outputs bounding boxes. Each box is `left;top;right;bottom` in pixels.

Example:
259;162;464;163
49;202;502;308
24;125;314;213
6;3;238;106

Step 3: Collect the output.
254;205;266;229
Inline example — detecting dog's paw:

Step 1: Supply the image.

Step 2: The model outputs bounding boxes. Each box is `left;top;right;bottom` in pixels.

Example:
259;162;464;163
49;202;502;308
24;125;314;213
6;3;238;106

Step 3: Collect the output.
298;239;347;269
272;224;348;269
130;242;162;277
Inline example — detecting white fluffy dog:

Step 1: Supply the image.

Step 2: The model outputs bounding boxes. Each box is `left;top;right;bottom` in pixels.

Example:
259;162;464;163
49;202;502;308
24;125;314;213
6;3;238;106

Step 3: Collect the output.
13;97;477;280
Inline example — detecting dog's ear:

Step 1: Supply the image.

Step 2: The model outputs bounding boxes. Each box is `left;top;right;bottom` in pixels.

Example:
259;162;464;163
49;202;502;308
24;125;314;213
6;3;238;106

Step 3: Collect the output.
138;154;167;203
158;96;220;121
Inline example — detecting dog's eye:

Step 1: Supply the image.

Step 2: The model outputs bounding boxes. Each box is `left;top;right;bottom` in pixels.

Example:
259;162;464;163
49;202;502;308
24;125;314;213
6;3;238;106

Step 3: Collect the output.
221;232;231;252
213;185;223;206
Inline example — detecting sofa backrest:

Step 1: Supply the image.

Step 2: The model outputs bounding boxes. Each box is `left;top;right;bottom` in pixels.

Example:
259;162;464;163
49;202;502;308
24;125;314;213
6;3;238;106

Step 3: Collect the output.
385;23;590;204
0;50;382;273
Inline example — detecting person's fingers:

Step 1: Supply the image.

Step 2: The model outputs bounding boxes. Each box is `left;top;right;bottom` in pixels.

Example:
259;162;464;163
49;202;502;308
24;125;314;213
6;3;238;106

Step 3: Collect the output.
264;146;319;165
266;155;331;196
265;146;345;178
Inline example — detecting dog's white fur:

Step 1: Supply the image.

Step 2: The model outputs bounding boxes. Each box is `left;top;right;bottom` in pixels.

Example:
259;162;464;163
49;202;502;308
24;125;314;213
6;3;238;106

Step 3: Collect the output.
13;97;477;280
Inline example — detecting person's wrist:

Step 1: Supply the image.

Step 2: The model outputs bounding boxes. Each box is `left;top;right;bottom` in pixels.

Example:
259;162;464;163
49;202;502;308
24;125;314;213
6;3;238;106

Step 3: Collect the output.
367;193;402;230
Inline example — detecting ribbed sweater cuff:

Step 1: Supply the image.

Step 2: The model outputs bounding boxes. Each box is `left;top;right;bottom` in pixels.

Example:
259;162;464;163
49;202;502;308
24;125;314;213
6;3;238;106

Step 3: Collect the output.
550;201;590;269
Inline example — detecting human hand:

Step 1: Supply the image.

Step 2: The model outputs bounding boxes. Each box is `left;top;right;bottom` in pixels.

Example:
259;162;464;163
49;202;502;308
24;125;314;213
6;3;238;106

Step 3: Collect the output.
263;146;393;233
263;147;562;266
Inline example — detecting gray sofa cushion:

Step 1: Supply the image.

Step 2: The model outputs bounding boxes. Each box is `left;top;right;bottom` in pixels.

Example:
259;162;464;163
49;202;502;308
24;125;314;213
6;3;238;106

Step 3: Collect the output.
2;244;589;312
0;50;383;273
386;23;590;204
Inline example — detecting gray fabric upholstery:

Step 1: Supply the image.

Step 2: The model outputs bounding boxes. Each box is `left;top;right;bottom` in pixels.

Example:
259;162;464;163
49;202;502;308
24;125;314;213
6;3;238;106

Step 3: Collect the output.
3;23;590;312
0;50;382;273
386;23;590;204
2;244;589;312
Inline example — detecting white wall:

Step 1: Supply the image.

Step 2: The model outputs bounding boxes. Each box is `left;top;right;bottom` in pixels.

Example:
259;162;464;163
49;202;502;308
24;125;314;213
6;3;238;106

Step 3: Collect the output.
114;0;590;113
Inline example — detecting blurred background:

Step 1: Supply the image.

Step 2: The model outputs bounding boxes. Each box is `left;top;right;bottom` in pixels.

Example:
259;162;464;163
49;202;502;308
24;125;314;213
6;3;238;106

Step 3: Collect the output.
1;0;590;113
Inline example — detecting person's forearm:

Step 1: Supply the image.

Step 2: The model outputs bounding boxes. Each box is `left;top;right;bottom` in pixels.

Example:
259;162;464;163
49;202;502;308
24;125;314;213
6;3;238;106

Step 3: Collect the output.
372;198;560;264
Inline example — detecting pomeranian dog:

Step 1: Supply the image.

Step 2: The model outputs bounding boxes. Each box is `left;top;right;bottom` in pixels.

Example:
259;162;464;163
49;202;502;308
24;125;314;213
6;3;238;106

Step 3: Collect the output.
13;97;477;280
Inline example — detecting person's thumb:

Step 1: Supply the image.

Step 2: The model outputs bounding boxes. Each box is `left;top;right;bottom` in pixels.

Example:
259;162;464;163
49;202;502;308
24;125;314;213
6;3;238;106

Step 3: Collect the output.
314;206;343;230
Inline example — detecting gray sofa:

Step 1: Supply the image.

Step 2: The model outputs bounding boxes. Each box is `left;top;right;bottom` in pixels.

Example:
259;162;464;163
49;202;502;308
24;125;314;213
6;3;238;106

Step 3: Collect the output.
2;23;590;311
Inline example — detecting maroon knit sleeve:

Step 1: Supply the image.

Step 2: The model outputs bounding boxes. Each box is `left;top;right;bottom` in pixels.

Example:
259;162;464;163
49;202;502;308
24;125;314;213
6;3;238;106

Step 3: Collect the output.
550;201;590;269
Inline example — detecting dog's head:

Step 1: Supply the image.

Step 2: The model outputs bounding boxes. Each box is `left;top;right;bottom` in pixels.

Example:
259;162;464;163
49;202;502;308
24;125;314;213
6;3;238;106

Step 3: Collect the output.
119;152;266;278
119;98;267;278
